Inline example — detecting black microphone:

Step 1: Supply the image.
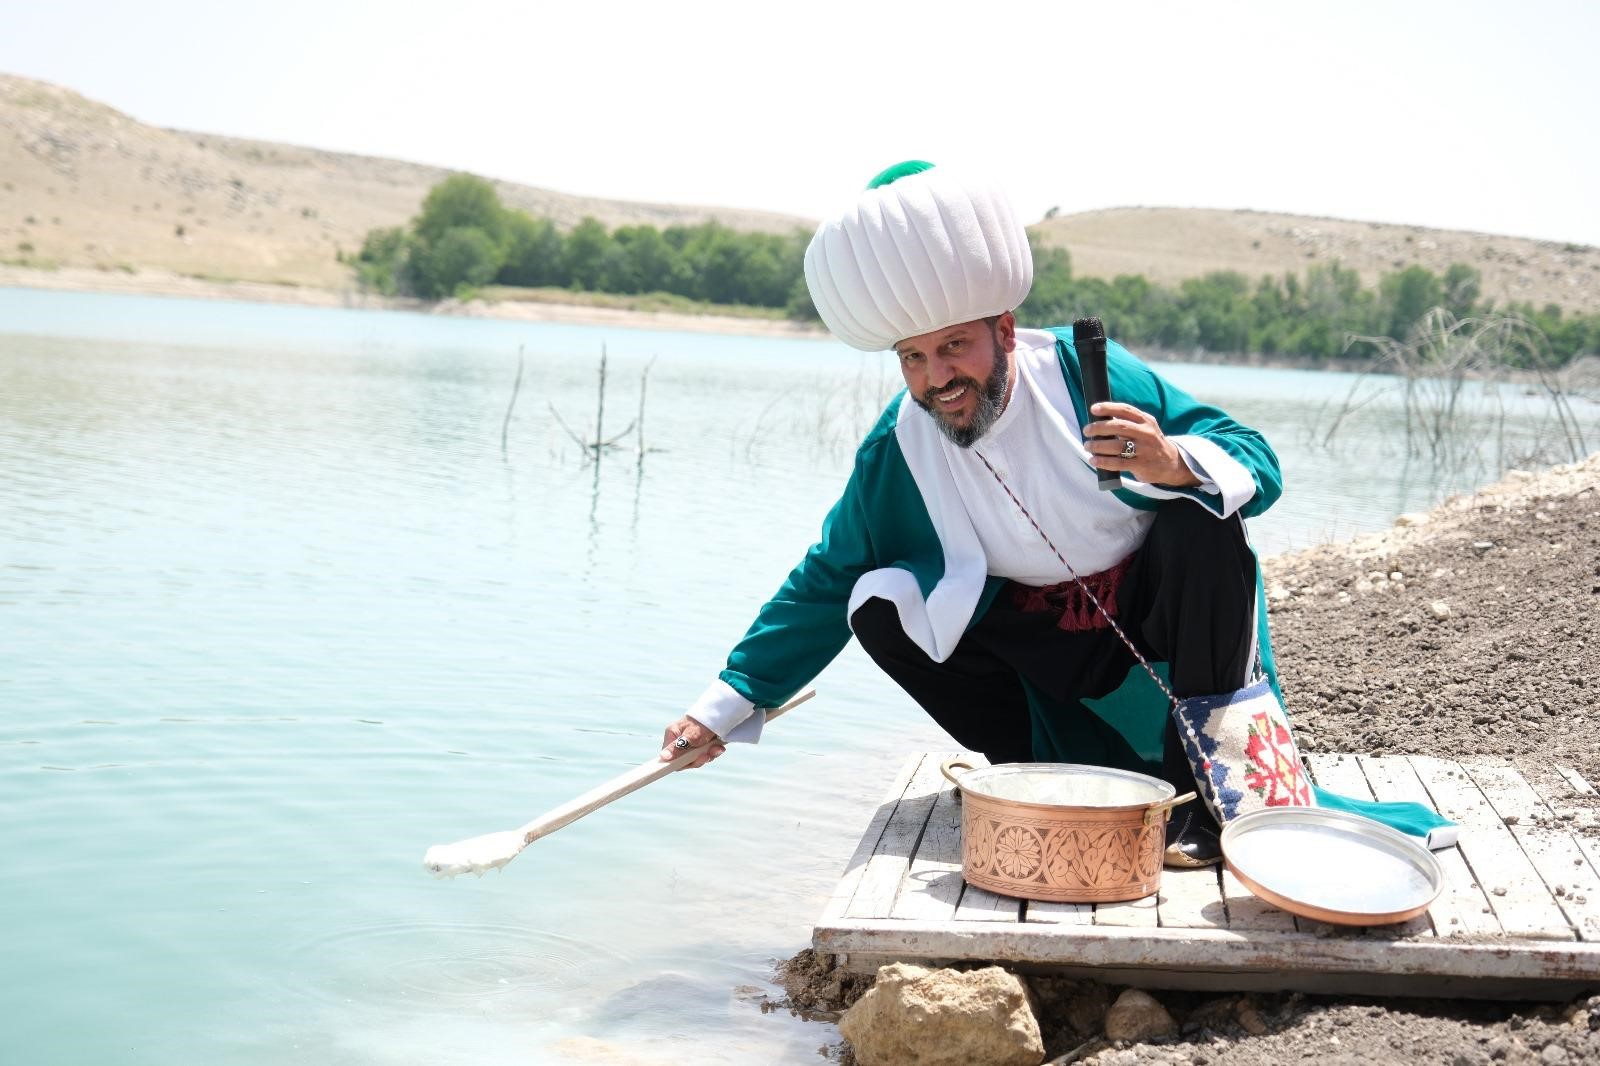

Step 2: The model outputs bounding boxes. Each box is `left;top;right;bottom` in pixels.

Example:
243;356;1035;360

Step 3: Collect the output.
1073;317;1120;491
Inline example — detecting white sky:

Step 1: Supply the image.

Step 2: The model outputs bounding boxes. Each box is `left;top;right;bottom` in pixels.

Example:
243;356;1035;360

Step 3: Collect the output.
3;0;1596;245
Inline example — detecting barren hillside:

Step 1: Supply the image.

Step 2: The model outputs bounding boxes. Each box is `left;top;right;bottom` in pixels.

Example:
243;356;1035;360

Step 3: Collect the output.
0;74;810;289
3;71;1597;315
1033;206;1600;316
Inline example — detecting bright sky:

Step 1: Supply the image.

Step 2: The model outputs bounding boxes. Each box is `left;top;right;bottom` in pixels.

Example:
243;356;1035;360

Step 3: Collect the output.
3;0;1596;246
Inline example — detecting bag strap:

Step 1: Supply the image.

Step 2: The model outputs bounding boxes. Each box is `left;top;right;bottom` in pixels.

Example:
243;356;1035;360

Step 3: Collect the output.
974;449;1179;709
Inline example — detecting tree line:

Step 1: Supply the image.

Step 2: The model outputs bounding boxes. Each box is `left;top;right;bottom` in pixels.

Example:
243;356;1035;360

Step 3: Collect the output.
1020;247;1599;368
353;175;1597;368
351;174;815;315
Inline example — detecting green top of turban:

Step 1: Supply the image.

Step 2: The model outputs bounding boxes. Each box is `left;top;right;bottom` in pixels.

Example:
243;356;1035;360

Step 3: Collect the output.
865;160;935;189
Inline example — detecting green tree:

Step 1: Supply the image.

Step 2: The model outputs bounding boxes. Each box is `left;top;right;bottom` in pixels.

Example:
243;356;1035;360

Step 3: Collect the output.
1442;263;1482;320
407;226;503;298
499;212;565;288
354;226;410;295
610;224;684;294
562;218;611;290
1380;265;1445;341
414;174;508;250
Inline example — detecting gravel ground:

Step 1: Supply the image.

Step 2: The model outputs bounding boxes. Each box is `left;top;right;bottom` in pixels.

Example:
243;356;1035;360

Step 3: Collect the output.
779;453;1600;1065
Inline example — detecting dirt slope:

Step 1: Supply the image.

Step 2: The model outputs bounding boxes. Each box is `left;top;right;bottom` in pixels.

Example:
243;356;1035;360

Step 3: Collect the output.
0;73;809;289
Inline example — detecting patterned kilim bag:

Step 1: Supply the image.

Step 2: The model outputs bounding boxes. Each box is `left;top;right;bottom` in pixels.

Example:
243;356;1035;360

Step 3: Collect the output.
1173;673;1314;825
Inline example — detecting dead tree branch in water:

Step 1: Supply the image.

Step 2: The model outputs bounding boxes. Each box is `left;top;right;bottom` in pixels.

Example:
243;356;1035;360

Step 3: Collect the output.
1319;309;1588;477
549;343;636;463
501;345;525;459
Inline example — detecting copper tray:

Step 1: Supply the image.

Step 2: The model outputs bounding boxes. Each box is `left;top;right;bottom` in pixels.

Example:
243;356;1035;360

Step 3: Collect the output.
1220;807;1444;926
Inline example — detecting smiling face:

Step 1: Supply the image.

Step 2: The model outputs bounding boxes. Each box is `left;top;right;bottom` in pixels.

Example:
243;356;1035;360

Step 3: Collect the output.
894;313;1017;447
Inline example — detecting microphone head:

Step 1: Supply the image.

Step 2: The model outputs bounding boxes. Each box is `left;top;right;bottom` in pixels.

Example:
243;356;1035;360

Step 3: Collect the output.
1072;316;1105;344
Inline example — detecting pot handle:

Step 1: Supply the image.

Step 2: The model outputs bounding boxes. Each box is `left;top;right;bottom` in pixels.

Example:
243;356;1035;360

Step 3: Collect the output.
1142;791;1198;827
939;759;976;791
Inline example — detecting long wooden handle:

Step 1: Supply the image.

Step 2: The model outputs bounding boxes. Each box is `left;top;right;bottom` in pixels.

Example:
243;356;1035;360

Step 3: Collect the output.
516;689;815;846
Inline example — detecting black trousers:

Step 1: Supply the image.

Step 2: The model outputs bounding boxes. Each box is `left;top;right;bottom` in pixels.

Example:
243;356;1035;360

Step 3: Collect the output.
852;501;1259;821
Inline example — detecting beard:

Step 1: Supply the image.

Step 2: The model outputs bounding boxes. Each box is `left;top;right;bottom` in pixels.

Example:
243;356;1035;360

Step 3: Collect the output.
912;340;1009;448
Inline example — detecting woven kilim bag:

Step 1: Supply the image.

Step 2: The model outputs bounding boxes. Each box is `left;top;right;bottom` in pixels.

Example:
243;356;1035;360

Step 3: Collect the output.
1173;674;1314;825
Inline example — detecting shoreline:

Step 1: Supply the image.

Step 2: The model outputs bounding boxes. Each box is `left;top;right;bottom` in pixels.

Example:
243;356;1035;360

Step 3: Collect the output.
0;264;830;341
4;265;1595;387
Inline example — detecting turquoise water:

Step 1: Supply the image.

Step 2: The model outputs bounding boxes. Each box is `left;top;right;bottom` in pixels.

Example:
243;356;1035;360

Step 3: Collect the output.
2;288;1592;1064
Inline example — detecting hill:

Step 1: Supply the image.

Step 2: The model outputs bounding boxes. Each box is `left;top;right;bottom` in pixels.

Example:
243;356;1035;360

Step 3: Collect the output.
0;73;810;290
1032;206;1600;316
3;72;1597;317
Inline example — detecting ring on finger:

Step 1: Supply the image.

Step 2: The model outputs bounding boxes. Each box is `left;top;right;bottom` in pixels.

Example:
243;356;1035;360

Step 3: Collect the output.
1120;439;1138;460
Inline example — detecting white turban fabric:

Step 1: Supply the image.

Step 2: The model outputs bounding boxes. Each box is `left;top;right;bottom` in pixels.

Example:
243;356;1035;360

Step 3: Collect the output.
803;162;1034;352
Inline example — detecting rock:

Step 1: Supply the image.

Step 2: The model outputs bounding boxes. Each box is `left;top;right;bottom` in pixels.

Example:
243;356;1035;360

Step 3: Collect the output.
1430;600;1453;619
1103;988;1178;1042
1540;1044;1568;1064
1236;1000;1270;1036
839;963;1044;1066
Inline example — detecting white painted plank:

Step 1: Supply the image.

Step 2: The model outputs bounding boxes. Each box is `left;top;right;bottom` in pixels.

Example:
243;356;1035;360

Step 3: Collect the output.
816;917;1600;996
818;753;926;926
1307;752;1373;799
888;778;965;922
1156;864;1227;929
1299;754;1422;937
1470;763;1600;942
953;882;1023;922
1411;756;1573;940
1221;866;1298;931
1362;755;1500;937
1557;766;1596;797
845;752;951;920
1023;898;1093;925
1094;890;1159;927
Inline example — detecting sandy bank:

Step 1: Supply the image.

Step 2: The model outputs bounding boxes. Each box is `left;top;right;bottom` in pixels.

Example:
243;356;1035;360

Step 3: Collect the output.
0;264;830;342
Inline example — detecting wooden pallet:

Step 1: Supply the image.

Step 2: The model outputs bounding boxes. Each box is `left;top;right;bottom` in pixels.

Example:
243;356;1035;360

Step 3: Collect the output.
813;752;1600;999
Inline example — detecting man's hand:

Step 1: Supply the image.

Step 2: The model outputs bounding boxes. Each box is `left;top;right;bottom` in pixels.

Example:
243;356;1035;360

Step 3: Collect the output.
660;715;726;769
1085;402;1200;489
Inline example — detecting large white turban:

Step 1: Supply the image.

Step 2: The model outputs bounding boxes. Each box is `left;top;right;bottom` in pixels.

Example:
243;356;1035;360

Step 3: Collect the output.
803;162;1034;352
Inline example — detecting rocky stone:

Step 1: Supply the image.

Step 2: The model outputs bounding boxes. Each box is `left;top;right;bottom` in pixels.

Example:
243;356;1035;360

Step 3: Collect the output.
1236;1000;1270;1036
1103;988;1178;1042
839;963;1044;1066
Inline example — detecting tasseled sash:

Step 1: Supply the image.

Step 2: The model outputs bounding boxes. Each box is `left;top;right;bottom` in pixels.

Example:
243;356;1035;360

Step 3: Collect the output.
1007;554;1133;632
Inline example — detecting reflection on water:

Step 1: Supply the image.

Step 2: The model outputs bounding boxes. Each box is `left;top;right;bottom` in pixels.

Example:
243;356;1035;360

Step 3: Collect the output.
1;287;1595;1065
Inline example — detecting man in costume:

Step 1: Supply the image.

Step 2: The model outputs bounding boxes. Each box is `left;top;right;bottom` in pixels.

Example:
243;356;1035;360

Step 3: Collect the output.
658;161;1286;866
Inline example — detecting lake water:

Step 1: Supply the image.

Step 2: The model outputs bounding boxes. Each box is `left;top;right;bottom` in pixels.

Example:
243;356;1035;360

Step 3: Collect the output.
2;288;1593;1064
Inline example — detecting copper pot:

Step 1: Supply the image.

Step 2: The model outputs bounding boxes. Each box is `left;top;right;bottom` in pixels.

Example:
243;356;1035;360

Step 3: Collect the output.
940;760;1195;903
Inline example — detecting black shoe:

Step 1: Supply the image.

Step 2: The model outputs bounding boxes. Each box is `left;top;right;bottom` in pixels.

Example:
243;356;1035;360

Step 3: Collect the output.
1163;808;1223;869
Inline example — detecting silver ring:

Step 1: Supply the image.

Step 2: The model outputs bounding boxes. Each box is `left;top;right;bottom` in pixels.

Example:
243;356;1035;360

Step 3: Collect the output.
1120;439;1138;460
673;736;691;751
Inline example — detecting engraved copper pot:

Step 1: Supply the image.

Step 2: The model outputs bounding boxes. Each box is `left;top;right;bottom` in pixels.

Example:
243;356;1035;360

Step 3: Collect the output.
940;760;1196;903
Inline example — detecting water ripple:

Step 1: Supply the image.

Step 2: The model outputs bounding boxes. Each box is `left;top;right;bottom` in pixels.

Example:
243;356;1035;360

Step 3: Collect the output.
282;919;632;1014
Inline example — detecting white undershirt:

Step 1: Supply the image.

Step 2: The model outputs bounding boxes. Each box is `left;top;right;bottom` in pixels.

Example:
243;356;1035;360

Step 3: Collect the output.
940;333;1215;584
